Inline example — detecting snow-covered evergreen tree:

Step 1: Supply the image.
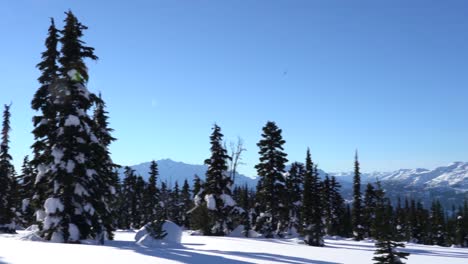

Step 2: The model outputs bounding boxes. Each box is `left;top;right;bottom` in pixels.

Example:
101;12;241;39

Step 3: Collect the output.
301;149;324;246
201;124;238;235
33;11;111;243
0;104;16;233
254;121;288;238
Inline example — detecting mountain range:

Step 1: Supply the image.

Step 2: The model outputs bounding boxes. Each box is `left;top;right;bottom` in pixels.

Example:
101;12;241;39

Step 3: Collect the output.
119;159;468;207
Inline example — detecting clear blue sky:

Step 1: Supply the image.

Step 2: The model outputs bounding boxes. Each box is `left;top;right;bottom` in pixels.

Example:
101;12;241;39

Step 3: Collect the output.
1;0;468;177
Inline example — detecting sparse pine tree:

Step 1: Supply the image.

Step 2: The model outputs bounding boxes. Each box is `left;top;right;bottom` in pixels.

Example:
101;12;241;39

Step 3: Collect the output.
352;150;365;241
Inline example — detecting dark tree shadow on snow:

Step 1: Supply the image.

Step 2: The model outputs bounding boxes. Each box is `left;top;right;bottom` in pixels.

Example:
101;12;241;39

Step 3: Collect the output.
105;239;339;264
106;239;254;264
326;241;468;259
196;249;340;264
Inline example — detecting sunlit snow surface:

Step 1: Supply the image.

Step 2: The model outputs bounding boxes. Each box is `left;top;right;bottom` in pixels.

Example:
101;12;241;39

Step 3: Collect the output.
0;231;467;264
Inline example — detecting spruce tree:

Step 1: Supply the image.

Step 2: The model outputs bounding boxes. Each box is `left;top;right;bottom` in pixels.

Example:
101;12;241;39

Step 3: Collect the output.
202;124;237;235
0;104;16;233
254;121;288;238
352;150;364;241
301;149;324;246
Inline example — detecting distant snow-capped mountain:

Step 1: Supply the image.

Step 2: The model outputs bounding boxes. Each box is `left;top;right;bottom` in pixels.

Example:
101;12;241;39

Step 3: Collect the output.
119;159;258;187
331;161;468;191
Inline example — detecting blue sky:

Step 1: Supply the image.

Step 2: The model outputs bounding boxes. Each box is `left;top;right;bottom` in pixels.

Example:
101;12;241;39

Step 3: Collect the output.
1;0;468;177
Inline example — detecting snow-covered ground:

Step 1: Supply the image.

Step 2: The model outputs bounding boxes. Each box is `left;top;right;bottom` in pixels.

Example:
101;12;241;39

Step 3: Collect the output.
0;231;467;264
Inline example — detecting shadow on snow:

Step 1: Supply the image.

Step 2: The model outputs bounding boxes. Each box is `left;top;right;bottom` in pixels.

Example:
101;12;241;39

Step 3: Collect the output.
105;239;340;264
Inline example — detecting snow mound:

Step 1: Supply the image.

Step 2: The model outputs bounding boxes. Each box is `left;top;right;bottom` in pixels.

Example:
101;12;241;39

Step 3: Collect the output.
135;221;182;246
228;225;262;238
19;225;44;242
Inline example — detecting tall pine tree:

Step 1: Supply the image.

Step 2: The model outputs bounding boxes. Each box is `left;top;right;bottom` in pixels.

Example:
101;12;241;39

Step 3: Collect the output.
254;121;289;238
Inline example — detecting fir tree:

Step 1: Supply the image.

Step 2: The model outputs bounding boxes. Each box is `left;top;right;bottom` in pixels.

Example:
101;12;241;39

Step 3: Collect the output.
352;150;364;241
202;124;237;235
254;121;288;238
0;104;16;233
301;149;324;246
373;240;410;264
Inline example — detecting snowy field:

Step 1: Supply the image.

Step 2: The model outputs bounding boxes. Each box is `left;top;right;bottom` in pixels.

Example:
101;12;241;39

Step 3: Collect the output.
0;230;467;264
